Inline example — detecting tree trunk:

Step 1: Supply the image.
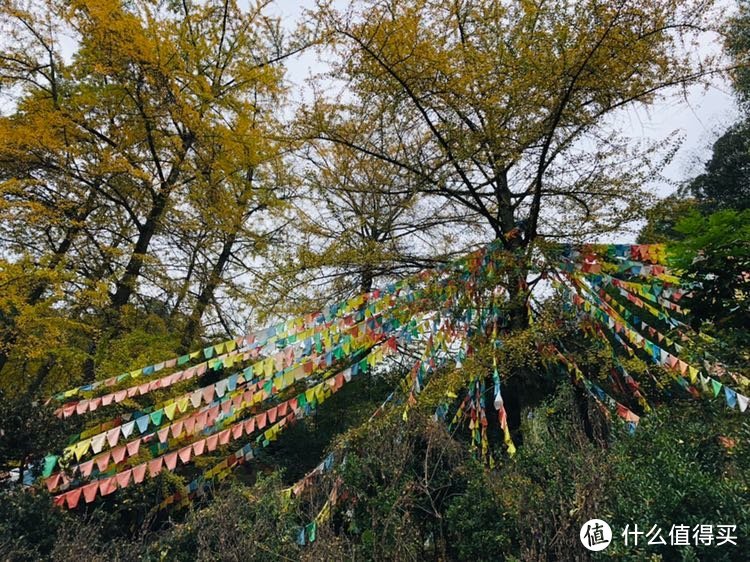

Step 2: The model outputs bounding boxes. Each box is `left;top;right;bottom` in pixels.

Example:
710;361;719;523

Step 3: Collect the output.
169;238;202;323
178;231;238;353
360;263;374;294
110;190;170;310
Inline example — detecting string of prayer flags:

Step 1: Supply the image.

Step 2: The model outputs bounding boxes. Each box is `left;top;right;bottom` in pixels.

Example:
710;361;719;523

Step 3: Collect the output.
39;241;749;518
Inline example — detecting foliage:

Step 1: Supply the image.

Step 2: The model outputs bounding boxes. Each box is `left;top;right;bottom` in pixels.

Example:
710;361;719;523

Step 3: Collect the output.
0;0;292;385
637;194;698;244
0;1;745;561
0;391;67;479
152;475;301;562
0;489;67;560
602;401;750;561
726;0;750;108
684;120;750;212
671;209;750;332
304;0;716;246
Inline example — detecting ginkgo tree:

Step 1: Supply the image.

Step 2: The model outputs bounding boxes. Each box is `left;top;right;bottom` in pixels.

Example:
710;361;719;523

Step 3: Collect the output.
303;0;719;321
0;0;294;391
261;105;478;317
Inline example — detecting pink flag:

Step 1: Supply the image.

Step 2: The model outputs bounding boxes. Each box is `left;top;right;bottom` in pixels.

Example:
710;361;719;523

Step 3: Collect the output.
218;429;231;445
99;476;117;496
83;481;99;503
79;459;95;478
157;427;170;443
206;434;219;452
111;445;126;464
116;469;132;489
132;463;147;484
178;446;192;465
45;473;61;492
278;401;289;417
65;488;83;509
171;420;184;439
126;439;141;457
194;412;208;432
95;453;110;473
206;405;220;425
267;406;278;423
221;400;232;415
148;457;163;477
244;418;256;434
232;424;244;440
183;416;195;435
192;438;206;456
202;384;215;405
89;397;102;412
164;452;178;471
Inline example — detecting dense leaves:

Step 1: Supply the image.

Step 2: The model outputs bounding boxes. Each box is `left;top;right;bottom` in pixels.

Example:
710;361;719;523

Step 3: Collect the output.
671;209;750;332
0;1;746;561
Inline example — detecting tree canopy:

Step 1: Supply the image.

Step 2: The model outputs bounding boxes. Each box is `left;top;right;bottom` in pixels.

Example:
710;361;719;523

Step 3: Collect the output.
0;1;746;561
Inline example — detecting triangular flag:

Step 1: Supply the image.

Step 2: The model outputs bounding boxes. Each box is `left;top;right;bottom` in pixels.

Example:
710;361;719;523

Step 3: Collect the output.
126;439;141;457
171;420;184;439
177;396;190;413
148;457;163;477
121;421;136;438
132;463;147;484
192;438;206;456
178;446;192;465
111;445;126;464
62;489;82;509
99;476;117;496
91;434;107;454
74;440;91;461
106;428;120;448
711;378;723;398
95;453;110;473
724;386;738;409
149;410;164;426
82;481;99;504
738;393;749;413
164;452;178;471
115;469;132;489
164;402;178;421
79;459;95;478
218;429;231;445
45;473;62;492
157;427;170;443
136;415;150;433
